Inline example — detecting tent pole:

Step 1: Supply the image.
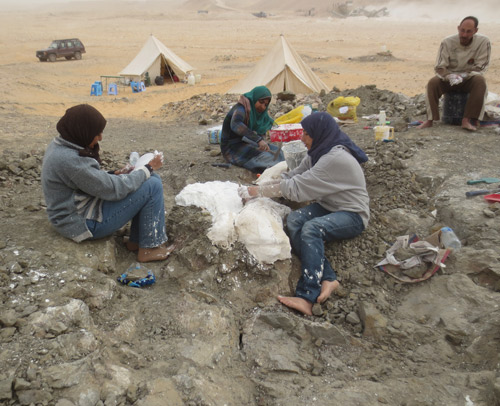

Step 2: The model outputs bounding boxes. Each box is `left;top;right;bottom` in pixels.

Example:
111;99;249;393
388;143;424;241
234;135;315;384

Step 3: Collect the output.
163;56;174;82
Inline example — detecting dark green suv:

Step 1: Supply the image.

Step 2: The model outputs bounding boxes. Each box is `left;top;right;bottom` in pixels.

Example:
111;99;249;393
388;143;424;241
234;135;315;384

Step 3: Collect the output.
36;38;86;62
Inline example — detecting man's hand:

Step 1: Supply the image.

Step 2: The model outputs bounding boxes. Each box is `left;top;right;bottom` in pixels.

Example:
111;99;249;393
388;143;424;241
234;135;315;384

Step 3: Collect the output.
447;73;463;86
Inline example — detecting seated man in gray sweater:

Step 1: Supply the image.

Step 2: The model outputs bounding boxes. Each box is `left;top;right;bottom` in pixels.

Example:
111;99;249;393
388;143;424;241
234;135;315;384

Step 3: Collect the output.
41;104;172;262
238;112;370;315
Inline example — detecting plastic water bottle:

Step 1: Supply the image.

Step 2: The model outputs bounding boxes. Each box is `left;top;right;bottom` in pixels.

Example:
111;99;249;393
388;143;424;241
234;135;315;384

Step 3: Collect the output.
378;110;386;125
302;105;312;118
129;152;140;166
440;227;461;251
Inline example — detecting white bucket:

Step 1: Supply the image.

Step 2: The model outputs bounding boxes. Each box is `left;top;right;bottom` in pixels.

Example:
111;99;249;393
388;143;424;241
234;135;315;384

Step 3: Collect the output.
195;74;201;83
187;74;195;86
282;140;307;170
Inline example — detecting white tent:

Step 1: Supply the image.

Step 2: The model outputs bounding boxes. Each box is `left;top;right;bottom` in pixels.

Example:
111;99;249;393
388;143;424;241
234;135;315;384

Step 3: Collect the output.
119;35;194;82
228;34;329;94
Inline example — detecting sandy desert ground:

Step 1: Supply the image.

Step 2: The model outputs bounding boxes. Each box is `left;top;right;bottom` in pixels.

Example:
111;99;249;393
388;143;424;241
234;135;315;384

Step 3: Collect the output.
2;2;500;406
1;0;499;122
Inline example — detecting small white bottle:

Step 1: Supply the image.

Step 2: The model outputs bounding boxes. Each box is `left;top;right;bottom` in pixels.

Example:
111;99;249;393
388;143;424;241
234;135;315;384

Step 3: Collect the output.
440;227;461;251
378;110;386;125
129;152;140;166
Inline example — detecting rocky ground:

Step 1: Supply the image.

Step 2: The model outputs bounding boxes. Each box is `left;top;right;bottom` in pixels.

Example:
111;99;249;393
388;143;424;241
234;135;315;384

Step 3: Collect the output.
1;86;500;406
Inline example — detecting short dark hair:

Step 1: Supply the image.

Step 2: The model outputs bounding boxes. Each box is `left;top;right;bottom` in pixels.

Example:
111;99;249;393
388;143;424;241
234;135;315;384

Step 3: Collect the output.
460;16;478;28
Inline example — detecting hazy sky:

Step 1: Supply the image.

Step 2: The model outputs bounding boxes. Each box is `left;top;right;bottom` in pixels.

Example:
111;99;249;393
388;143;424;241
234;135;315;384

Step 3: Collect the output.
1;0;499;23
0;0;137;5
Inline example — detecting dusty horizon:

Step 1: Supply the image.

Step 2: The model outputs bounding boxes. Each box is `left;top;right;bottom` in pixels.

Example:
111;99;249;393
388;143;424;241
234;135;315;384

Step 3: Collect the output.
1;0;499;23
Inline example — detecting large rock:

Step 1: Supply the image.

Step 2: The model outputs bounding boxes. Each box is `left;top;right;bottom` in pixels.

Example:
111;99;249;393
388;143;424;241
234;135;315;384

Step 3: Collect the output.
358;301;388;338
16;389;53;405
28;299;94;338
41;358;92;390
145;292;240;369
396;274;497;331
136;378;183;406
458;247;500;291
304;321;346;345
242;311;345;375
0;375;13;401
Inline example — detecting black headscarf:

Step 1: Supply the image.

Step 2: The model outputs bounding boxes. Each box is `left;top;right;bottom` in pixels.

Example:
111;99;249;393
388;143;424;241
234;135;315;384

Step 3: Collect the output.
301;112;368;166
56;104;107;163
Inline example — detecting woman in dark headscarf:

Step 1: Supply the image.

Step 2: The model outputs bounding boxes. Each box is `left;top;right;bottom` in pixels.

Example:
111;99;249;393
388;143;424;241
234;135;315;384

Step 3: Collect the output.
238;112;370;315
41;104;173;262
56;103;107;163
220;85;284;173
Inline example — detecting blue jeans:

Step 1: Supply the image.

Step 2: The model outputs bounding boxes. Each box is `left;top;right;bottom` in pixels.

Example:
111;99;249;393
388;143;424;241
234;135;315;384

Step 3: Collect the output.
243;144;285;173
86;174;167;248
286;203;365;303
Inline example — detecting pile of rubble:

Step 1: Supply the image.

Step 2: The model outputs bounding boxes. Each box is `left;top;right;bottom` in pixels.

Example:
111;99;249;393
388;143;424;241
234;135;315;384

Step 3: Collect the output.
159;85;427;127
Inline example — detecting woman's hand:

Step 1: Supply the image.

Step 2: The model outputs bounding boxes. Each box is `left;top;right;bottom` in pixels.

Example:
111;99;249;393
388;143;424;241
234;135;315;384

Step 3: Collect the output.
247;186;260;197
114;164;134;175
258;140;270;152
148;154;163;170
238;185;260;204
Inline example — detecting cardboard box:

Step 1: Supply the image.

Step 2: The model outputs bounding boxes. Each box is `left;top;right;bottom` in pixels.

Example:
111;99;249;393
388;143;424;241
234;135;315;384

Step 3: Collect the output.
269;124;303;142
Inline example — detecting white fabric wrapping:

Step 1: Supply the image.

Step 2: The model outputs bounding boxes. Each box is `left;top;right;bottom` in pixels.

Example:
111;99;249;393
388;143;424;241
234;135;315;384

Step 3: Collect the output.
176;181;292;263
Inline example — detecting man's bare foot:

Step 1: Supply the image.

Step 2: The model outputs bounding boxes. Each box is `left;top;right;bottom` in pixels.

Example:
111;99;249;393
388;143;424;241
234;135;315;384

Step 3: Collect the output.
417;120;433;129
277;295;313;316
317;280;340;303
462;118;477;131
137;243;176;263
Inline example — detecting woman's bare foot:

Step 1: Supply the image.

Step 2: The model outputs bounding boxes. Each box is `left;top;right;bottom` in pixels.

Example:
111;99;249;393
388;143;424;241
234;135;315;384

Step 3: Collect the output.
317;280;340;303
137;243;176;263
417;120;433;129
125;241;139;252
277;295;313;316
123;236;139;251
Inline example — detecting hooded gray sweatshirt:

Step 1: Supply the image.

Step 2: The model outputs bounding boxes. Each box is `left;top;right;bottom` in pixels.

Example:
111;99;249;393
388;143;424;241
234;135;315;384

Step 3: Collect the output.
41;136;150;242
280;145;370;227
